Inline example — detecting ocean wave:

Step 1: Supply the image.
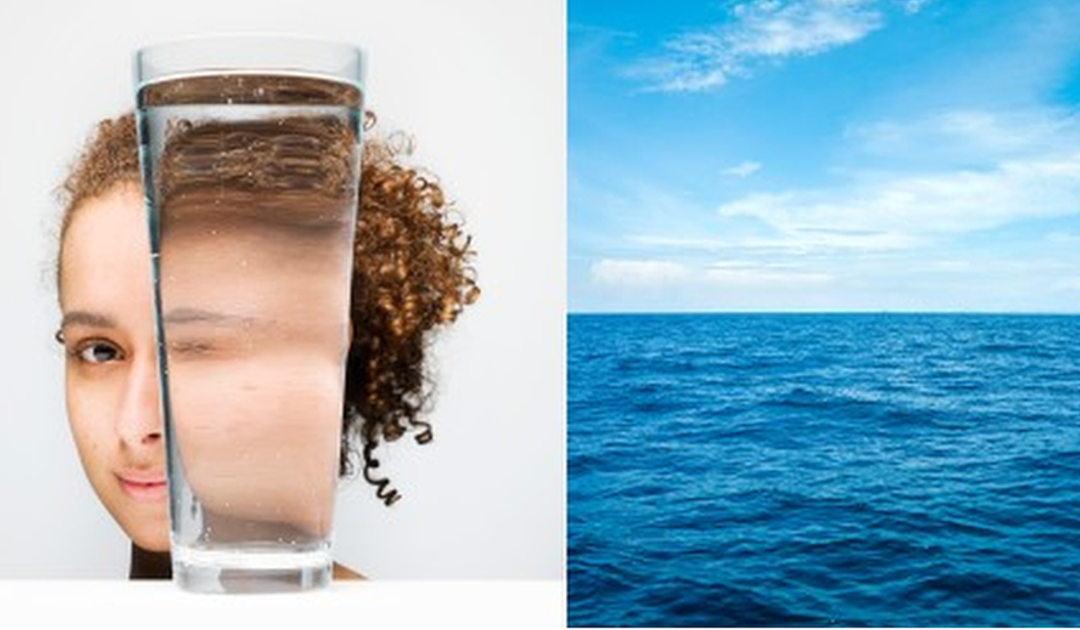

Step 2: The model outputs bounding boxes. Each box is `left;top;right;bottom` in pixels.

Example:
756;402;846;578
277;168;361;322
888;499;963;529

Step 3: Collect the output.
569;313;1080;627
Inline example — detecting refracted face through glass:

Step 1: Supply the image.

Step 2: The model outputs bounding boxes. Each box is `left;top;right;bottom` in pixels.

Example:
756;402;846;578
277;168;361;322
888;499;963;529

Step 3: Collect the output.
139;75;361;554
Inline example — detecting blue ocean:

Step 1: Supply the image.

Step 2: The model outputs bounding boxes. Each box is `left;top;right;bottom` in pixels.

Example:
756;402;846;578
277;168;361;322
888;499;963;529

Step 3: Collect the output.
568;313;1080;627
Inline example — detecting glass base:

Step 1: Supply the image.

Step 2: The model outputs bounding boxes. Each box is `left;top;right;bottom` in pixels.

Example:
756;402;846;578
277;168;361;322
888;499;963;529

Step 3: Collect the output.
172;544;332;594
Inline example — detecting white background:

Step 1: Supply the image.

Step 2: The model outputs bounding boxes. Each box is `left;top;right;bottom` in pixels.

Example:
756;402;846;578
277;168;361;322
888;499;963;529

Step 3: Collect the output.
0;0;564;580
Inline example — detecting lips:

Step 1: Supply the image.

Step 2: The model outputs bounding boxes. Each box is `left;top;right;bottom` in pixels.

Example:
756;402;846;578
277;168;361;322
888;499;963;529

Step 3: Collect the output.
117;472;168;502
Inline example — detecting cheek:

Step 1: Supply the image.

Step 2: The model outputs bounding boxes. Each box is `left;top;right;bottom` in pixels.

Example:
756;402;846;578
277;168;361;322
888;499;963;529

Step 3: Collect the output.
64;370;113;474
173;356;344;534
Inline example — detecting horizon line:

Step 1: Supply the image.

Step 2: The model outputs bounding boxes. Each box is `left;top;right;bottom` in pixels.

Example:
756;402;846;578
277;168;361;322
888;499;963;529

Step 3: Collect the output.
568;309;1080;316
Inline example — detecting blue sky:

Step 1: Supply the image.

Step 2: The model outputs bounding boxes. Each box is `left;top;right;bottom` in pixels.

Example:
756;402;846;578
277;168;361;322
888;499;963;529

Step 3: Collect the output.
569;0;1080;313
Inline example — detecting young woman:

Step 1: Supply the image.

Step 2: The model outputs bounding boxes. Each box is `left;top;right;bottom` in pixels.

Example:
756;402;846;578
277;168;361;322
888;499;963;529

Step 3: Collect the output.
55;112;478;578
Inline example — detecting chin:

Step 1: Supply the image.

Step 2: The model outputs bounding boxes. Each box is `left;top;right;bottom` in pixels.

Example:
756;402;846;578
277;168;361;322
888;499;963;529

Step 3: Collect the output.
123;519;172;553
131;533;172;553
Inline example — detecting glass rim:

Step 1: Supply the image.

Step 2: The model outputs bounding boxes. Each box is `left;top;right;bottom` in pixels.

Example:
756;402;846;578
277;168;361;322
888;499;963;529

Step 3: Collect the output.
133;34;366;89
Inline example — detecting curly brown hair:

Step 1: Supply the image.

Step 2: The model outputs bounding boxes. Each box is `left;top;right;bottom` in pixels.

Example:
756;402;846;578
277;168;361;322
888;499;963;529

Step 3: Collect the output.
58;111;479;506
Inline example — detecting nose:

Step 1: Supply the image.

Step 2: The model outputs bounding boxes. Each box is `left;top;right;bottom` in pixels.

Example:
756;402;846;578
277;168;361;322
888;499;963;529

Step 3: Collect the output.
117;353;163;449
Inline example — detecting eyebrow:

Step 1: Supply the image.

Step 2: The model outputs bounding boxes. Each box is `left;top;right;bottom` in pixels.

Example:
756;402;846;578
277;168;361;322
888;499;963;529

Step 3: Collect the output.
60;311;118;329
163;307;256;327
60;308;256;330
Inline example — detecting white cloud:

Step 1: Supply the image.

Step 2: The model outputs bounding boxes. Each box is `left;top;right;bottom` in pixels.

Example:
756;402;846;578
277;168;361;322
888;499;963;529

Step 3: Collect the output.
727;0;882;57
1046;231;1080;244
902;0;934;13
629;230;920;255
848;108;1080;159
930;259;974;273
706;261;833;285
706;268;834;285
1057;278;1080;292
588;257;837;290
590;259;690;285
722;160;763;178
716;152;1080;253
626;0;884;92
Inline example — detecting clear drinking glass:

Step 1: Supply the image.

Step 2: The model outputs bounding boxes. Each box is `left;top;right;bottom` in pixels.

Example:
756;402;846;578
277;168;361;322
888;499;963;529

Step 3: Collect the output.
133;36;365;593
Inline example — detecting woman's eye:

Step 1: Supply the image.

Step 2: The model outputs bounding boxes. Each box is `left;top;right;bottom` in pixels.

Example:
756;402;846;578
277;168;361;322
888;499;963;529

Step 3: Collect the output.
75;341;122;364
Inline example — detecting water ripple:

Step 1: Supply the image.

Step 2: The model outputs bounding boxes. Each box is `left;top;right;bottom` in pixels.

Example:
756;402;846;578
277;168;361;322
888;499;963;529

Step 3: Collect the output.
569;313;1080;627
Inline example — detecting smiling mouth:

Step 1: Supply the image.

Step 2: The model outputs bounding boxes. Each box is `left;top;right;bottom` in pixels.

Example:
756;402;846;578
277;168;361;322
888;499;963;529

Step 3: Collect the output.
117;474;168;502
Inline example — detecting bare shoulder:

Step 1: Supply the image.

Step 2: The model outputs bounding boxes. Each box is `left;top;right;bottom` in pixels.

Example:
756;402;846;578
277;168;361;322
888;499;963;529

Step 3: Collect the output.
333;562;366;580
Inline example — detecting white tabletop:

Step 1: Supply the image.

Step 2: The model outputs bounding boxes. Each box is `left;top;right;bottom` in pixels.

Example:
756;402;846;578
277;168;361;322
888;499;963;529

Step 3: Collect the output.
0;579;565;628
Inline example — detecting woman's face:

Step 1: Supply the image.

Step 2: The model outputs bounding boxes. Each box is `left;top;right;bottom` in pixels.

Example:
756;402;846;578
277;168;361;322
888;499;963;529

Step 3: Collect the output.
58;184;170;551
58;184;350;549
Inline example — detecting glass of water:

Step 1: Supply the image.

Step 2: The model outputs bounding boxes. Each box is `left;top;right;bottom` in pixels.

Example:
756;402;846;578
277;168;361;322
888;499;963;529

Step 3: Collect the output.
134;36;364;593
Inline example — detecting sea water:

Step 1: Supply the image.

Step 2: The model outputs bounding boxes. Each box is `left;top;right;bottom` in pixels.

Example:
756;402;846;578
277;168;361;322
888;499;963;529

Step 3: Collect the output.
569;313;1080;626
137;74;361;593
